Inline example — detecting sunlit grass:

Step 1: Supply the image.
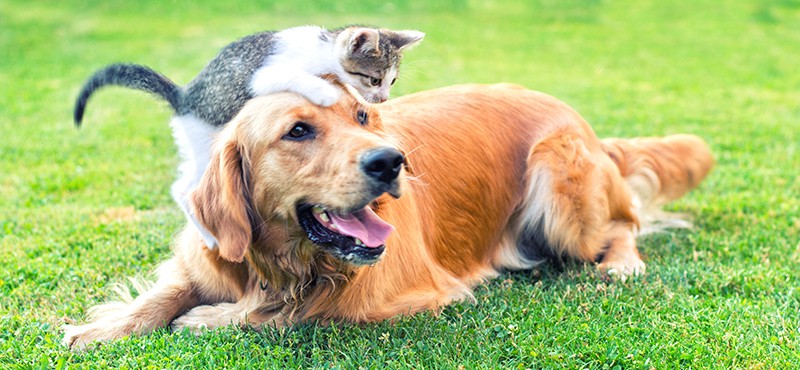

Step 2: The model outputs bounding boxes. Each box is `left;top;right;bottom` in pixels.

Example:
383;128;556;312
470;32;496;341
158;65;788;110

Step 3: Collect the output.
1;0;798;367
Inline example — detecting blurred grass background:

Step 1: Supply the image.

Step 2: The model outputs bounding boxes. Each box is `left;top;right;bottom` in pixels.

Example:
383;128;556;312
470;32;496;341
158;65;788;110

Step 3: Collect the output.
1;0;798;367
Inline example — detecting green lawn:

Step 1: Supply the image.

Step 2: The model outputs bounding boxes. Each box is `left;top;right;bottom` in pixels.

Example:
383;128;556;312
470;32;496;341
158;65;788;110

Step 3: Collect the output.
2;0;799;368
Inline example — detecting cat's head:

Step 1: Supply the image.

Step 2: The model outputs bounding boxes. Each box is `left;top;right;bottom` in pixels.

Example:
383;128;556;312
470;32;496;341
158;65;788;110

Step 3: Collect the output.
335;27;424;103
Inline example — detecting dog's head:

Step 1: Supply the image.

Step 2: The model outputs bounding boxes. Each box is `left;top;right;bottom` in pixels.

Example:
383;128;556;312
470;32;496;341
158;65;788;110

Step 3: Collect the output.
190;83;404;267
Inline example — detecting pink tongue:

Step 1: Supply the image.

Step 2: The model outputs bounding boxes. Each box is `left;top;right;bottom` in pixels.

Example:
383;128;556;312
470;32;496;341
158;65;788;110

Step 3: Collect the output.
329;207;394;248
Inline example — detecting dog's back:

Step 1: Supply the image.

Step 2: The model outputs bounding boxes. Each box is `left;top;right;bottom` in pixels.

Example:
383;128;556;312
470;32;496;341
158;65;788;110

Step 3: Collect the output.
382;84;713;277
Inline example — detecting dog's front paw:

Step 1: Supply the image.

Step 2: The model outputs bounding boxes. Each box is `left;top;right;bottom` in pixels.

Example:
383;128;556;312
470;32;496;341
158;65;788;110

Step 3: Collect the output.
171;315;210;335
63;324;107;351
598;258;646;281
172;303;239;334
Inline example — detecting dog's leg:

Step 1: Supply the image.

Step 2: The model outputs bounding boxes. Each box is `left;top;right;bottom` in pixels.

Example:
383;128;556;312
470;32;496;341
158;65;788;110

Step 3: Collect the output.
514;129;644;275
597;221;645;276
171;291;285;333
63;259;199;350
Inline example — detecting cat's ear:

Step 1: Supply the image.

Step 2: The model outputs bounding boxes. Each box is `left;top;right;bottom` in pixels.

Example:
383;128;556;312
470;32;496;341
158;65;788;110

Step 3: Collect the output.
348;28;381;56
385;30;425;51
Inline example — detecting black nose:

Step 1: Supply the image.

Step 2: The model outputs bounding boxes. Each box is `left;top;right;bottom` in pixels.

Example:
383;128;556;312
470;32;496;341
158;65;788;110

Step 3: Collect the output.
361;147;404;184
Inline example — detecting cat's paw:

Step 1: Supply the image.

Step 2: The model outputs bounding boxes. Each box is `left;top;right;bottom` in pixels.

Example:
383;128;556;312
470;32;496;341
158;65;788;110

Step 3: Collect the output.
305;84;340;107
249;66;340;106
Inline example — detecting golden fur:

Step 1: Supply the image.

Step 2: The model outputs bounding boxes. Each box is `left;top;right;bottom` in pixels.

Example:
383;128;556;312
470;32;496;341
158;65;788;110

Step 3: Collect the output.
64;83;713;349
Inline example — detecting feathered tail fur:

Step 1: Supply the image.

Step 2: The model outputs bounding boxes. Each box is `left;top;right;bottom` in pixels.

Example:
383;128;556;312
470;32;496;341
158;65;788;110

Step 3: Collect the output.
601;134;714;234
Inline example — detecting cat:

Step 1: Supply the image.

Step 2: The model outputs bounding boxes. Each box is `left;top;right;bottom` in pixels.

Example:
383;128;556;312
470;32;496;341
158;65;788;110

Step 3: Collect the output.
73;25;424;249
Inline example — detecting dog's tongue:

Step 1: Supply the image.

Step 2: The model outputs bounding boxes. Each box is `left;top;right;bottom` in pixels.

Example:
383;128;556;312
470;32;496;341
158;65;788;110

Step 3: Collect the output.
329;207;394;248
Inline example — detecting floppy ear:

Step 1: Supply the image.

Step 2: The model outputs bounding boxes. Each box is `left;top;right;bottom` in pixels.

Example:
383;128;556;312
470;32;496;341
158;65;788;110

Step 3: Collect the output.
190;140;259;262
349;28;381;56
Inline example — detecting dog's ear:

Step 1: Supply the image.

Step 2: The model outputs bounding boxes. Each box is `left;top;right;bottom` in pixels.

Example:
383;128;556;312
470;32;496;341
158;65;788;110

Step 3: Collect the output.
190;140;259;263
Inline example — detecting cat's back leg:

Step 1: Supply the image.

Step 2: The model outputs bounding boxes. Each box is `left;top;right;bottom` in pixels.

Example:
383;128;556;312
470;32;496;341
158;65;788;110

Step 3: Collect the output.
169;115;220;247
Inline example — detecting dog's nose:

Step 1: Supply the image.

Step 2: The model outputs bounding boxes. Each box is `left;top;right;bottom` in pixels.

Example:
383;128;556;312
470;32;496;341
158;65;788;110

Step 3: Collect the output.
361;147;404;184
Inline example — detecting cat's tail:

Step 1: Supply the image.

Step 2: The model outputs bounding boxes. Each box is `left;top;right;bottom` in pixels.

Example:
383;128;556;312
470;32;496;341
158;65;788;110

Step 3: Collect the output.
74;63;182;126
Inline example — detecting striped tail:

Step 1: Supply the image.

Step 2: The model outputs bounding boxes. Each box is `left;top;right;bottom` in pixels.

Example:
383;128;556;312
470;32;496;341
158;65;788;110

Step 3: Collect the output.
74;63;182;126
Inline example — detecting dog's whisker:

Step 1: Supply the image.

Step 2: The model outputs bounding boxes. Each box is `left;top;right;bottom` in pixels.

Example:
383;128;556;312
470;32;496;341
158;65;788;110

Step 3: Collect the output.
401;144;424;156
404;172;429;185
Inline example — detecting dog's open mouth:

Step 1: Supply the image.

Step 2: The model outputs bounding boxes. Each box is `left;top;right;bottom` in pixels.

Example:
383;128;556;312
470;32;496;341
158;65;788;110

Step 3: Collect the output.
297;204;394;265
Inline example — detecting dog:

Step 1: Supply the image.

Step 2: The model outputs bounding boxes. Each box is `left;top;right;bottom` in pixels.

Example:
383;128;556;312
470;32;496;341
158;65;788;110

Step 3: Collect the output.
63;82;713;349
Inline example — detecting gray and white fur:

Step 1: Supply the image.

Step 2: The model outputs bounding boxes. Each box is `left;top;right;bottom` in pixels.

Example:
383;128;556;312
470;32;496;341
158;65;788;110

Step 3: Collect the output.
74;25;424;248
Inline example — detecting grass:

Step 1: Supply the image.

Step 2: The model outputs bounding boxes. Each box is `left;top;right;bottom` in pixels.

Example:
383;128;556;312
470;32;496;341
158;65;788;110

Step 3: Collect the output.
1;0;799;367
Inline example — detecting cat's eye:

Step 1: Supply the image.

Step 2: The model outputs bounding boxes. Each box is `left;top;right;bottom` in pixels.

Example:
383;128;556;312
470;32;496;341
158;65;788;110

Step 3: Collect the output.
283;122;315;141
370;77;382;87
391;78;397;86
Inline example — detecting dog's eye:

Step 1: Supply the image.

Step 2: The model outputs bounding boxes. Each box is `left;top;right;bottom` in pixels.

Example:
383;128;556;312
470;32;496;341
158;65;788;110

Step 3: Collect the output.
370;77;382;87
357;110;368;126
283;122;315;141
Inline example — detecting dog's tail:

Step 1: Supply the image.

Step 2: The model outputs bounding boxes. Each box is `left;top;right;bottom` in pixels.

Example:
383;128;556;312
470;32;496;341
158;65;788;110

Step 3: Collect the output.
601;134;714;234
74;63;182;126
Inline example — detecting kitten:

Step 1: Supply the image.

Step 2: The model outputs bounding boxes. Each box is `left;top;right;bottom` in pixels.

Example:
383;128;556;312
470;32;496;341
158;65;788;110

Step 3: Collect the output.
74;25;424;248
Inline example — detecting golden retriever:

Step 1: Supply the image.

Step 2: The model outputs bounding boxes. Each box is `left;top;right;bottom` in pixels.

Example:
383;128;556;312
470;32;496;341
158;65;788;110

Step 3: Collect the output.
63;82;713;349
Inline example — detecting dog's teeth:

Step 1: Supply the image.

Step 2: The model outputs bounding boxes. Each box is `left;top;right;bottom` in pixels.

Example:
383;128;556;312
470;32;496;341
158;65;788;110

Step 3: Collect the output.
312;206;325;215
320;212;330;223
354;238;364;246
